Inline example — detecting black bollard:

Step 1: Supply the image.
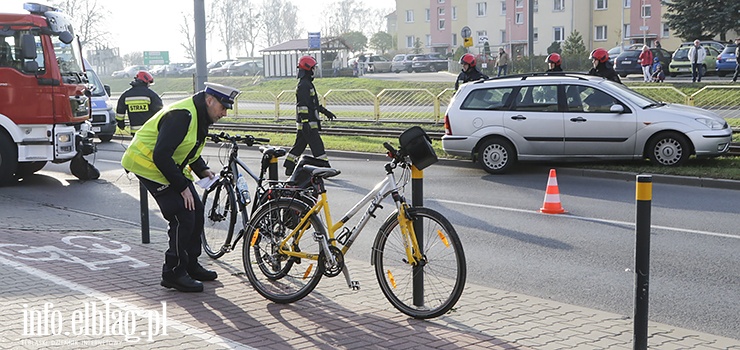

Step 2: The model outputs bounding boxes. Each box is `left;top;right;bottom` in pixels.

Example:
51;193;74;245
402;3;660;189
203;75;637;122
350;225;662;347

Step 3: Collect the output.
411;165;424;307
139;180;150;244
633;175;652;350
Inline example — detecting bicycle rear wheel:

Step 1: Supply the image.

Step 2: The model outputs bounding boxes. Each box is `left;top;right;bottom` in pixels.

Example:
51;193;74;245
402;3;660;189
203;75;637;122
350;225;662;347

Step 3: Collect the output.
243;198;325;303
201;179;237;259
373;206;466;319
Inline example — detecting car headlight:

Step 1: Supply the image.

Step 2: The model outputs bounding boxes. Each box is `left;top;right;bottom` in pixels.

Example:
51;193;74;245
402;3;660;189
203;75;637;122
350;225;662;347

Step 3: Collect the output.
694;118;725;130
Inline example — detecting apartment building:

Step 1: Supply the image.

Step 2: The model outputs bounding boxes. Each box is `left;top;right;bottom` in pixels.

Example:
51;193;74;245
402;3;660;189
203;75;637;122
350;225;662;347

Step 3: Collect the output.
394;0;685;57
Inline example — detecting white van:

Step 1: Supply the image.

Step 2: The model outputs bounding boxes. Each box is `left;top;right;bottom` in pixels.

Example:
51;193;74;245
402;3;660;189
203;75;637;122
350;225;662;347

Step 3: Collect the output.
83;59;116;142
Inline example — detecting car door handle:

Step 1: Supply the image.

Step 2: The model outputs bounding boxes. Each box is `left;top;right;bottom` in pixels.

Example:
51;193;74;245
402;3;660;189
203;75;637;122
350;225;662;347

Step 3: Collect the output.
570;117;587;122
510;115;526;120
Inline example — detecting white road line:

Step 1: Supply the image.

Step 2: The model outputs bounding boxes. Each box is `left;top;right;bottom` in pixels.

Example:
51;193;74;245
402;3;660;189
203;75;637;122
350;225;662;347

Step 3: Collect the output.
435;199;739;240
0;255;256;349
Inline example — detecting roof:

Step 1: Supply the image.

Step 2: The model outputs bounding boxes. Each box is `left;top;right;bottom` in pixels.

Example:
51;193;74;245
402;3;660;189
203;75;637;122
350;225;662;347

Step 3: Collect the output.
261;37;351;53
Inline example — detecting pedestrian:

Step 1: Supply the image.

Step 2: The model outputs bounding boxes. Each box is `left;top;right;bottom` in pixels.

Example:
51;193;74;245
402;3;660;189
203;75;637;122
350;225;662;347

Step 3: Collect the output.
284;56;337;176
115;71;163;135
655;40;662;49
455;53;489;90
639;45;654;82
688;39;706;82
588;48;622;84
732;38;740;83
120;82;240;293
332;56;341;77
651;57;665;83
496;47;509;77
545;53;563;72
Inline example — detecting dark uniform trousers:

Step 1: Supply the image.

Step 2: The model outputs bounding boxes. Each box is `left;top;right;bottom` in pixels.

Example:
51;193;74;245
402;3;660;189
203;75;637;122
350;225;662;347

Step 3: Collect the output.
139;176;203;278
288;125;326;161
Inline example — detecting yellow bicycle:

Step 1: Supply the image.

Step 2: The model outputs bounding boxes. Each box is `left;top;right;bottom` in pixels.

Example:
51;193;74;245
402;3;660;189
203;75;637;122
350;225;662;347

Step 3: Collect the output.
242;136;466;319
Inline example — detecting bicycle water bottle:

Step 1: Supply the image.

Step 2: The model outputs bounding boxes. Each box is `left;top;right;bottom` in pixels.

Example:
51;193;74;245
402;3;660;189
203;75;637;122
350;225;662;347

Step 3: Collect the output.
236;174;251;204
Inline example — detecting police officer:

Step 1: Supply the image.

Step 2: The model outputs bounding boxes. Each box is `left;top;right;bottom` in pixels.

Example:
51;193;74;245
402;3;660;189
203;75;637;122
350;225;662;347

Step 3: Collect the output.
455;53;489;90
284;55;337;176
121;82;240;293
588;48;621;84
545;53;563;72
115;70;163;135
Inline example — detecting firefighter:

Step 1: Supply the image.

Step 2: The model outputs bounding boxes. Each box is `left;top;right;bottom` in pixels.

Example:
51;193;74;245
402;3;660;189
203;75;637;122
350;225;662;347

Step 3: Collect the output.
121;82;240;292
545;53;563;72
455;53;489;90
115;70;163;135
284;55;337;176
587;48;621;84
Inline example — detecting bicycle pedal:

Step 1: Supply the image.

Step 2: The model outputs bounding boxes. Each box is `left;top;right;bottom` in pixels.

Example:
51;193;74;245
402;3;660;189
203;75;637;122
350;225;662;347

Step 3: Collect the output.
350;281;360;291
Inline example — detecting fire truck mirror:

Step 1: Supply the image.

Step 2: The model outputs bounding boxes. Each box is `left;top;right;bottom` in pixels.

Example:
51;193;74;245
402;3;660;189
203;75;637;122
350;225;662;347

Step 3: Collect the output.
58;31;73;45
20;34;37;59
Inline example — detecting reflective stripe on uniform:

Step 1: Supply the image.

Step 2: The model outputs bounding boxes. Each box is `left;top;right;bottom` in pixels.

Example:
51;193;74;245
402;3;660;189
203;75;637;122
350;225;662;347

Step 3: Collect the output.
295;121;319;130
297;106;309;113
115;113;125;121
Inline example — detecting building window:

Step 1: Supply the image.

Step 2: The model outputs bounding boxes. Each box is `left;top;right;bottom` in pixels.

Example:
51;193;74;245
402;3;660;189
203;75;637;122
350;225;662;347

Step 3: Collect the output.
501;1;506;15
534;27;539;41
596;0;607;10
624;0;630;8
406;10;414;22
452;33;458;46
623;24;630;39
535;0;539;12
438;7;445;15
438;0;445;3
595;25;607;41
425;8;430;22
452;6;458;20
515;12;524;24
406;36;414;48
477;2;488;16
554;26;565;42
501;30;507;43
439;19;446;30
661;22;670;38
426;35;432;47
554;0;565;11
516;0;524;7
641;4;651;18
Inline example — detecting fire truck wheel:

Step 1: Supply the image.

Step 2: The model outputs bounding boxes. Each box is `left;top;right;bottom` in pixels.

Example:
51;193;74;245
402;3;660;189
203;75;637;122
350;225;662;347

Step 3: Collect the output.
0;134;18;186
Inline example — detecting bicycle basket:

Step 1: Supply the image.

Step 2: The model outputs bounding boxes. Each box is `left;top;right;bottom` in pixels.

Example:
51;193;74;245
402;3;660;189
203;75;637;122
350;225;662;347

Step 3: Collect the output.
398;126;437;170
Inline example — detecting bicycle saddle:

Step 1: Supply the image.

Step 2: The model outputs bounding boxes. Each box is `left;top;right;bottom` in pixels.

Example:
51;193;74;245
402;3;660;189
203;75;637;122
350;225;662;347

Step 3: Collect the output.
259;146;287;158
303;165;341;179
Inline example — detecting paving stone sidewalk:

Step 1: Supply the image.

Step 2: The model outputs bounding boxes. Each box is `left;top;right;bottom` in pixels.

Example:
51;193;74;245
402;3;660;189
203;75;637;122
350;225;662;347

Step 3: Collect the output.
0;198;738;350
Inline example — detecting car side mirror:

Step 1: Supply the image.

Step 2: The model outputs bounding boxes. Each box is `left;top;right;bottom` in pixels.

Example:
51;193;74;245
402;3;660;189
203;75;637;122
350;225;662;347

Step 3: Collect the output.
104;84;111;96
610;104;625;113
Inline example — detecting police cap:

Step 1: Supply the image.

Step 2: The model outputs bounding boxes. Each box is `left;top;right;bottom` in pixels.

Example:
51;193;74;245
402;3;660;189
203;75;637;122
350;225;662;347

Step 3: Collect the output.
204;82;240;109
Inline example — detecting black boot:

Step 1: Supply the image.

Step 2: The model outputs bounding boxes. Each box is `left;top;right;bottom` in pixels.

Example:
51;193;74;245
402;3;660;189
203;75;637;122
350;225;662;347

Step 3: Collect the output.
187;263;218;281
161;274;203;292
284;159;296;176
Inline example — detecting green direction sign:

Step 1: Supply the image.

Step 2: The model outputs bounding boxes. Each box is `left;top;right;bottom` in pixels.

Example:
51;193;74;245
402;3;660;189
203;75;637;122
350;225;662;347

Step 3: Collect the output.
143;51;170;65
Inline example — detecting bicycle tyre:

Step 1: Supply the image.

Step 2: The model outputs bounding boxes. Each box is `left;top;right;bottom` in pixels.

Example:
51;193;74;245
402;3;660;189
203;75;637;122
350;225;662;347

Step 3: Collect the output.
201;179;237;259
243;198;325;303
373;206;466;319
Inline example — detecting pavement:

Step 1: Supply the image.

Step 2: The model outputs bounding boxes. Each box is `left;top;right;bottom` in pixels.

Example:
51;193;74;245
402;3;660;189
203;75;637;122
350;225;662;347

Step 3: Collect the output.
1;151;738;349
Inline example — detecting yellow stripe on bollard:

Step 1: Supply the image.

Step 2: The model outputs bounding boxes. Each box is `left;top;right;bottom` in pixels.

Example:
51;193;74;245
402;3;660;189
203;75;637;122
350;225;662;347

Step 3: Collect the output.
411;165;423;179
636;182;652;201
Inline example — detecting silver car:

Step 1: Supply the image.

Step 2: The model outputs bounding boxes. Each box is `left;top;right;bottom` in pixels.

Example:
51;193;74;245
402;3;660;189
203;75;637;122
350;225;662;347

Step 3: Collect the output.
442;74;733;174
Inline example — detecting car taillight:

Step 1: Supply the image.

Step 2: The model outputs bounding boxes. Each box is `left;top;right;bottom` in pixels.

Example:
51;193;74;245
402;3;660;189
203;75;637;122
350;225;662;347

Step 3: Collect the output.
444;114;452;135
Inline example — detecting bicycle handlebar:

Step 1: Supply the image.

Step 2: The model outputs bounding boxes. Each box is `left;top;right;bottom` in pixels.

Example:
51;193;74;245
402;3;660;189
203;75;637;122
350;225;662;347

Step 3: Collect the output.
207;132;270;146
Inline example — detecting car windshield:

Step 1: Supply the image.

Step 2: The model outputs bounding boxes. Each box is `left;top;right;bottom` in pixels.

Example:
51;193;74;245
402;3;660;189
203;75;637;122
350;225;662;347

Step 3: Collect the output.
674;48;689;60
721;45;736;54
86;69;107;97
620;51;640;58
607;81;659;107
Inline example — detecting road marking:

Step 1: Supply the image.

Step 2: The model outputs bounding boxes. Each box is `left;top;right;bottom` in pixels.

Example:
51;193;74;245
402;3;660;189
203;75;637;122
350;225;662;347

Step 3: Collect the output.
435;199;739;240
0;255;256;349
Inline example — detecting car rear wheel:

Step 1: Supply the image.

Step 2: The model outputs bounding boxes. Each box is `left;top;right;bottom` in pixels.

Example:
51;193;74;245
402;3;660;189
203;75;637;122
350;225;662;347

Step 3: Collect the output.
646;132;690;166
429;65;437;72
478;138;516;174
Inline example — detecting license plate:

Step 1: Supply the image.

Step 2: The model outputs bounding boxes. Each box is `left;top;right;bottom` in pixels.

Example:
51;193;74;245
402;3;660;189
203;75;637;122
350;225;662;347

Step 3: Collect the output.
92;127;101;132
622;61;631;65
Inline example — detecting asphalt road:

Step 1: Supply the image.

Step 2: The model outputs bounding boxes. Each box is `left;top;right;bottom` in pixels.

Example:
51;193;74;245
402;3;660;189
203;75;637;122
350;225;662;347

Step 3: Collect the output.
8;140;739;339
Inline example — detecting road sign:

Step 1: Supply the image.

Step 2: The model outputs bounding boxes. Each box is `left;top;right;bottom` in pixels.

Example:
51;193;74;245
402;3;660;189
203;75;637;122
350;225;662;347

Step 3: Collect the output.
461;26;471;38
463;37;473;48
308;32;321;49
143;51;169;65
478;36;489;44
639;26;649;31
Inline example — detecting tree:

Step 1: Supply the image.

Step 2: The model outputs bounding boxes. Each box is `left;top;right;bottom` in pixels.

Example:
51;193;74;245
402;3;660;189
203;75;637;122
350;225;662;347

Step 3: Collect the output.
235;1;263;57
412;38;424;54
261;0;303;47
369;32;393;54
662;0;740;41
122;52;143;66
561;30;586;58
323;0;363;36
52;0;110;47
341;31;368;53
211;0;242;59
547;42;562;54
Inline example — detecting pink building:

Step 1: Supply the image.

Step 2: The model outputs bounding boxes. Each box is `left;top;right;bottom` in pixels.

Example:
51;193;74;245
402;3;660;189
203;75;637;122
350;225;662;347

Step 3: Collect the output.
429;0;453;52
629;0;662;46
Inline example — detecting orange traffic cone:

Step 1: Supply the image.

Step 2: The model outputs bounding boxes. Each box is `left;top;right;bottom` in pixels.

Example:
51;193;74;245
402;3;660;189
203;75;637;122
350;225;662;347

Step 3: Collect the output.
540;169;567;214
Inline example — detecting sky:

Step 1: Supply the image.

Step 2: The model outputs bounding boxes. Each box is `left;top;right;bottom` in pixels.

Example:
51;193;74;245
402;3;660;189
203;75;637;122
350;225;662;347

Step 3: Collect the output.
1;0;395;62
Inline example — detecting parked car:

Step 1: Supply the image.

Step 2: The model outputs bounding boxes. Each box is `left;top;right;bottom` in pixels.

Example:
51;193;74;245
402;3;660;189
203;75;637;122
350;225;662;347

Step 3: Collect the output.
678;40;725;52
391;54;421;73
607;45;631;68
442;73;732;174
83;59;115;143
364;55;392;73
411;53;448;72
150;63;190;77
226;61;263;76
209;60;238;76
111;65;148;78
715;44;737;77
669;46;721;77
614;48;672;78
180;63;197;75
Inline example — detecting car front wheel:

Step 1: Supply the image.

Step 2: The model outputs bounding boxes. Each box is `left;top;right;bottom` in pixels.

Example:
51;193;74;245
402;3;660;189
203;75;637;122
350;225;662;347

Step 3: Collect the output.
646;132;690;166
478;138;516;174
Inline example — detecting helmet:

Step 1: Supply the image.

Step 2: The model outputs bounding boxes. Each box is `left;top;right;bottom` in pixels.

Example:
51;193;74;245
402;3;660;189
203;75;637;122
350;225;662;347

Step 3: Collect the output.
459;53;476;66
589;48;609;63
297;56;317;71
545;53;562;66
653;57;660;62
134;70;154;84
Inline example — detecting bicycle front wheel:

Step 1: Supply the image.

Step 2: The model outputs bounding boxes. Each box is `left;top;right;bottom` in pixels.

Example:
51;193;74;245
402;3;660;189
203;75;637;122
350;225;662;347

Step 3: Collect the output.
373;207;466;319
243;198;325;303
201;179;237;259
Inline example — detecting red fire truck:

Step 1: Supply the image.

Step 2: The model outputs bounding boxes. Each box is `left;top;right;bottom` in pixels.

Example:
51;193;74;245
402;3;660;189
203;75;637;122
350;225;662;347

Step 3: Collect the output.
0;2;98;186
